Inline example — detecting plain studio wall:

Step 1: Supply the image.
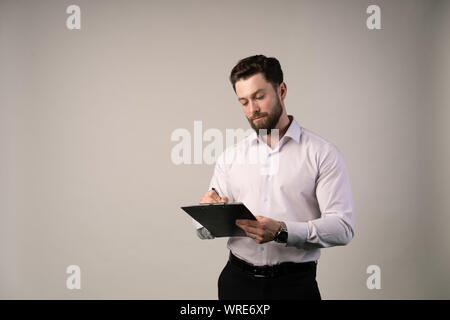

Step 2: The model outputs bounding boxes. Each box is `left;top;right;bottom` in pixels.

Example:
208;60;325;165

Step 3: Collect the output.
0;0;449;299
425;0;450;298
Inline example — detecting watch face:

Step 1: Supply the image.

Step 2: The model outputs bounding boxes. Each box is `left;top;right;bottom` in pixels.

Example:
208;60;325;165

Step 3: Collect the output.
278;231;288;243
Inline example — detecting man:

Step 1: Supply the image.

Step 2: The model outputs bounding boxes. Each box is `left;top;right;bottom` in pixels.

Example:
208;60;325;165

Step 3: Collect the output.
195;55;355;300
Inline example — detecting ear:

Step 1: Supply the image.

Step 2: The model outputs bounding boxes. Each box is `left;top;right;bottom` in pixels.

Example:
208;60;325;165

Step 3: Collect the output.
279;82;287;100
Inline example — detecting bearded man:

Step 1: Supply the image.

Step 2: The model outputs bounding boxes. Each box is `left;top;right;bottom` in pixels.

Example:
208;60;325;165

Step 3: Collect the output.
196;55;355;300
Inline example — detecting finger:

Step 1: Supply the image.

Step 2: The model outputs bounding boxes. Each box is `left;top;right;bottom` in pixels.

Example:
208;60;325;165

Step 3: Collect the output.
200;191;221;203
220;196;229;203
245;231;263;243
207;190;222;202
237;223;263;237
199;196;215;203
236;223;251;234
199;196;219;204
236;219;259;228
246;225;264;237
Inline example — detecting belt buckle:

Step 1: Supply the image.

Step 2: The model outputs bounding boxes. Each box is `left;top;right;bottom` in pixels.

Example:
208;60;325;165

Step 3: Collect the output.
253;273;266;278
252;267;266;278
252;266;274;278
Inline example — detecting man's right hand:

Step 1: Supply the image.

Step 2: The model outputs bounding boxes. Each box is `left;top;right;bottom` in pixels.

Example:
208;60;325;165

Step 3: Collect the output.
199;190;229;204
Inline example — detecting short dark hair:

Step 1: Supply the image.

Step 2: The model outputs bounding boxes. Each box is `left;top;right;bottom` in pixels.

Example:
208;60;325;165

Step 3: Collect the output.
229;55;284;92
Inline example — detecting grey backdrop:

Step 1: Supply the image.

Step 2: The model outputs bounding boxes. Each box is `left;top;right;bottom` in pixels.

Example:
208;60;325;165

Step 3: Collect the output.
1;0;449;299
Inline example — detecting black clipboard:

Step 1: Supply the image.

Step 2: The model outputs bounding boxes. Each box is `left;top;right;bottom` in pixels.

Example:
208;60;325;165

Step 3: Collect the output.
181;202;257;237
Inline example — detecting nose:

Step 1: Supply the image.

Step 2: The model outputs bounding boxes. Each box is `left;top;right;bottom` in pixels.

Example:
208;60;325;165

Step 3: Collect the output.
248;100;260;115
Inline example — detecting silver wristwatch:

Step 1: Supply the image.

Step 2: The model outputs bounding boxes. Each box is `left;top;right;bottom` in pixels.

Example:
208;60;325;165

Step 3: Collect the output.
274;221;288;243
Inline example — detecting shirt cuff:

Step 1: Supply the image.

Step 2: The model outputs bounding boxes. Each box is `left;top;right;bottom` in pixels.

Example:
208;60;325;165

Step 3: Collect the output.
192;219;204;230
192;219;214;239
285;221;309;248
196;227;214;239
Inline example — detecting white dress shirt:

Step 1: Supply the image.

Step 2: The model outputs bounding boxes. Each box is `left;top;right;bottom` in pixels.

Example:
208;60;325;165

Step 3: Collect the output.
194;115;355;266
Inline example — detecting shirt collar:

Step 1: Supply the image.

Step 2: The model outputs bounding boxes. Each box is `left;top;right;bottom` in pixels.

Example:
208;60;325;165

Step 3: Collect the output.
248;115;302;145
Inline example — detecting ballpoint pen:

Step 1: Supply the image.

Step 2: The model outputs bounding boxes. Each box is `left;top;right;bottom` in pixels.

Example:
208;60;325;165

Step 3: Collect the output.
212;188;226;204
211;188;220;198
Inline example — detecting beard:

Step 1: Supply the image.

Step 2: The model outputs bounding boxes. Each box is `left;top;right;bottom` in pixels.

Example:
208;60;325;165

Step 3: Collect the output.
247;96;283;136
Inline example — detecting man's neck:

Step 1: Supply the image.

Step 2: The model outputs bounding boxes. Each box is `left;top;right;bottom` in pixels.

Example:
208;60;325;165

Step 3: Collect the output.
262;115;292;149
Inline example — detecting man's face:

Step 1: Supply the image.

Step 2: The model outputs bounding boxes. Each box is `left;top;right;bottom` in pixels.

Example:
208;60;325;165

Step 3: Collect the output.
235;73;283;133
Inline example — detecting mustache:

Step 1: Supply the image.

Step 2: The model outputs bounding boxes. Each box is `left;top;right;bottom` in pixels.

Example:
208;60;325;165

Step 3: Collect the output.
249;112;268;121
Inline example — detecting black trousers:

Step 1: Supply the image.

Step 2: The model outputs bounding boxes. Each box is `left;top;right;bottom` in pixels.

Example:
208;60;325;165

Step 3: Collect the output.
218;256;321;300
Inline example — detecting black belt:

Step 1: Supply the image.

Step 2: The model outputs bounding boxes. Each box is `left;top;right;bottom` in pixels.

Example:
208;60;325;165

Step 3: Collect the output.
229;252;317;278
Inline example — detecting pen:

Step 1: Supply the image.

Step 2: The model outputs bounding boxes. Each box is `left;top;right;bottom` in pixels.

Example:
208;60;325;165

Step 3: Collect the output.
211;188;220;198
211;188;227;205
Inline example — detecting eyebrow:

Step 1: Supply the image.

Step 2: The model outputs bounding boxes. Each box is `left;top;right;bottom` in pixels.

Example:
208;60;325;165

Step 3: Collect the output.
238;89;265;102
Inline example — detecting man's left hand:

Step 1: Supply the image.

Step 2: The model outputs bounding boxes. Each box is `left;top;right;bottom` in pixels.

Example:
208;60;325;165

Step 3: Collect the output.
236;216;281;244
